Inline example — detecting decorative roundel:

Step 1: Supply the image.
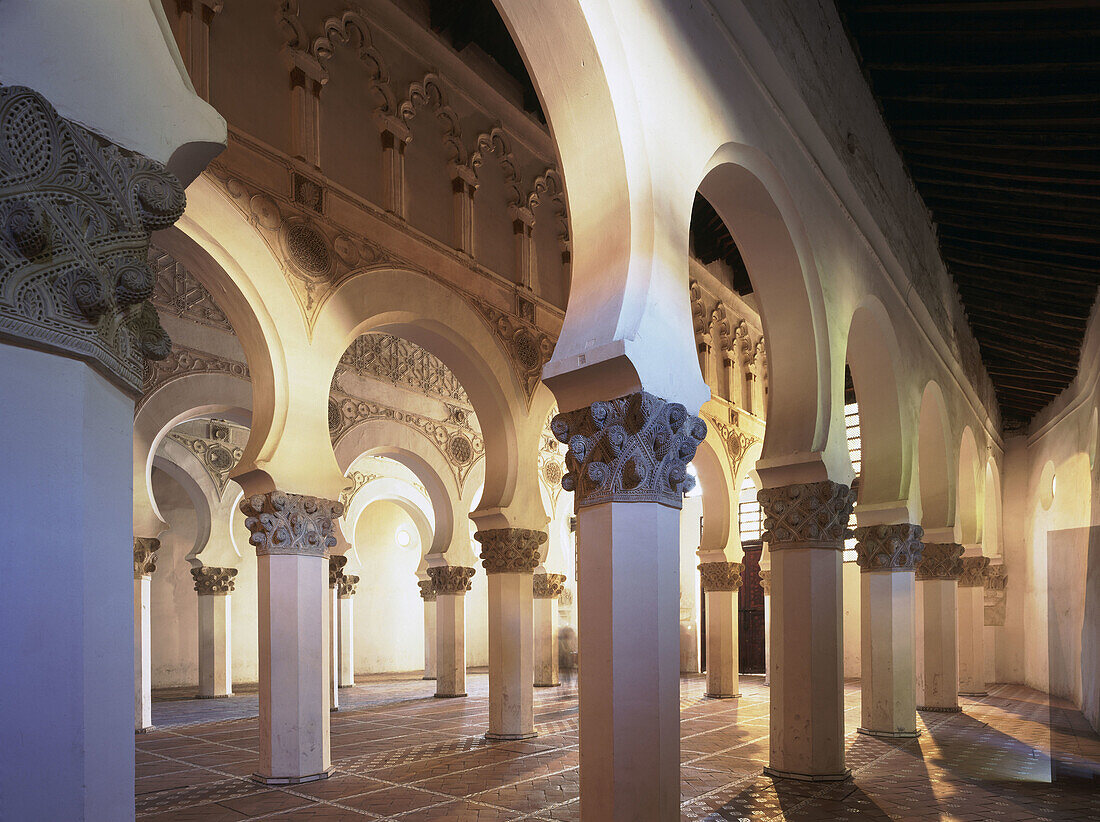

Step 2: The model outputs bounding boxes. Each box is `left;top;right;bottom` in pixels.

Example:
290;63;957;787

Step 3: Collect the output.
512;329;540;371
285;223;331;275
542;460;563;486
448;434;473;465
328;398;341;433
204;444;235;472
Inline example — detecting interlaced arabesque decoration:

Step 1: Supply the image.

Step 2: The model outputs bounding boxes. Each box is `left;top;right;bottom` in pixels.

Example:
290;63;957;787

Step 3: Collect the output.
958;555;991;587
699;561;744;592
134;537;160;577
551;392;707;508
538;408;566;508
417;579;437;601
191;566;238;595
533;573;567;599
329;554;348;587
167;420;247;497
758;481;856;546
916;542;965;581
474;528;547;574
339;333;470;404
853;523;925;572
150;246;233;333
470;297;556;407
239;491;343;558
427;565;475;595
0;86;186;392
142;343;249;399
705;413;759;474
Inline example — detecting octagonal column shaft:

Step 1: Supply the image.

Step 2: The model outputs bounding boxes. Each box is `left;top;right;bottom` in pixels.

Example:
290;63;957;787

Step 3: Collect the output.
534;574;567;687
957;556;990;697
429;566;475;698
759;481;856;781
916;543;964;712
700;562;743;699
338;575;359;688
241;491;343;784
419;580;437;679
552;392;706;821
854;525;923;738
193;567;238;699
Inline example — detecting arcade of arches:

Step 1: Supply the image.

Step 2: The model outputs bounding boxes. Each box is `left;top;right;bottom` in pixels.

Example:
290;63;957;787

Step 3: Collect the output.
1;2;1098;821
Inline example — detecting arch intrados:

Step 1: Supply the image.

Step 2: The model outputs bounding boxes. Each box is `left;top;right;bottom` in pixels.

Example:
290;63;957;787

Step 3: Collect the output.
693;430;733;557
917;380;953;531
956;426;981;544
152;443;215;562
349;492;434;562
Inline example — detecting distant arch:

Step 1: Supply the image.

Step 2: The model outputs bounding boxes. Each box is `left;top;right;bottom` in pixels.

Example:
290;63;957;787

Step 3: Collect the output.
916;381;953;531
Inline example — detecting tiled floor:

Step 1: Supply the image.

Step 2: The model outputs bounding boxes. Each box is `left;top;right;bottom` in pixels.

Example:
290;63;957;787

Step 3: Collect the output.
137;674;1100;820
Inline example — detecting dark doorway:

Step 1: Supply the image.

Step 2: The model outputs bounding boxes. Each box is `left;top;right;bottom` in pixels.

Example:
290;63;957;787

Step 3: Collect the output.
739;541;765;673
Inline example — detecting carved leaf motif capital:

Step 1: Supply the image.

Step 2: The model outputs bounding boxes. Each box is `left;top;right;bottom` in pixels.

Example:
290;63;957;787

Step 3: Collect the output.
418;579;437;601
134;538;159;578
958;555;992;587
533;572;567;599
699;561;743;592
984;564;1008;591
854;523;925;572
239;491;343;558
916;543;965;581
192;566;238;595
759;568;772;596
758;481;855;547
329;554;348;586
338;574;360;598
475;528;546;574
551;392;707;508
427;565;475;595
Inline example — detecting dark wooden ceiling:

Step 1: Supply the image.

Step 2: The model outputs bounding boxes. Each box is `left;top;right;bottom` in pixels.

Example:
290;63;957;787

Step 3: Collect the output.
836;0;1100;430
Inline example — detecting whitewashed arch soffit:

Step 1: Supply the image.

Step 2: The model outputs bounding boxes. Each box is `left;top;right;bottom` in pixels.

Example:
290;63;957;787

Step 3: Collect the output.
915;379;955;533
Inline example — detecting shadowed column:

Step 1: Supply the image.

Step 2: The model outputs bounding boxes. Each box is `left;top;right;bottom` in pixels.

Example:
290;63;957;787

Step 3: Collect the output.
338;574;359;688
916;542;964;712
700;561;743;699
192;566;238;699
957;555;991;697
533;573;567;687
419;579;437;679
429;565;475;698
327;556;346;712
135;540;159;733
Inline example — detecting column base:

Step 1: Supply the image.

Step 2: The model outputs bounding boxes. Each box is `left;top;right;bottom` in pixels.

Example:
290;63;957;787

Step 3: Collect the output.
422;676;437;681
135;726;157;735
705;692;741;699
338;684;354;689
534;682;561;688
764;766;851;782
959;691;988;697
252;768;333;786
485;731;538;741
434;692;467;698
330;706;339;712
196;693;233;699
857;727;921;739
917;705;961;713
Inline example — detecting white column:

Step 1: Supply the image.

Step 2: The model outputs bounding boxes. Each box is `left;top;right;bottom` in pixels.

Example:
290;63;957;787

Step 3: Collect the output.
192;567;237;699
700;562;742;699
759;480;855;781
134;541;158;732
327;555;345;713
476;529;545;740
854;524;922;738
957;555;990;697
241;491;343;784
429;566;475;697
533;574;566;687
761;568;771;686
916;542;964;712
552;393;706;821
338;576;358;688
419;580;437;679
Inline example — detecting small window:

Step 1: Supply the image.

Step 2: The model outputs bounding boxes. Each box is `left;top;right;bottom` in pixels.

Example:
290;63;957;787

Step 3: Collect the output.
844;402;861;562
739;475;763;542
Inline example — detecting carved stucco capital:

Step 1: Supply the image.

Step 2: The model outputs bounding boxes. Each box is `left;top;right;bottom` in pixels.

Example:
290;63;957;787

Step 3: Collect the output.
338;574;359;598
474;528;546;574
551;391;707;508
191;566;237;595
533;572;566;599
427;565;475;595
134;537;159;578
418;579;437;601
854;523;924;572
958;555;991;587
916;543;965;581
758;480;855;548
239;491;343;558
328;554;348;587
984;563;1007;591
699;561;743;592
0;86;186;392
759;568;772;596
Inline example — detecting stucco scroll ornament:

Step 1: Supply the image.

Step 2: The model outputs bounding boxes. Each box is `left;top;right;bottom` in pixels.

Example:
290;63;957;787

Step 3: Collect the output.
533;573;567;599
759;568;772;596
853;523;925;572
417;579;437;602
427;565;475;595
239;491;344;559
134;538;159;578
337;574;360;598
958;555;991;587
698;561;743;592
475;528;547;574
0;86;185;392
329;553;348;587
551;391;707;509
191;566;238;595
915;543;965;581
758;480;855;548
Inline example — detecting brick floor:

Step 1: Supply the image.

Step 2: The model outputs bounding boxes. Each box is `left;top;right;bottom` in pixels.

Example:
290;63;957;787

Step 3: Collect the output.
135;675;1100;820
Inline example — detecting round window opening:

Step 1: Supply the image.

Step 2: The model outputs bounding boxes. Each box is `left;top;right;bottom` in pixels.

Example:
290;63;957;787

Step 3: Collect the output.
1040;460;1056;511
395;527;412;548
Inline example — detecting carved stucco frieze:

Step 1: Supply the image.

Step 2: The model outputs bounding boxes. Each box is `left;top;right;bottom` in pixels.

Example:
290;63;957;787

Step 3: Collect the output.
537;408;566;510
475;528;546;574
339;332;470;405
704;412;759;474
329;554;348;587
418;579;437;601
915;543;965;581
427;565;475;595
134;537;159;578
191;566;238;595
699;561;743;592
958;555;991;587
167;425;245;497
0;86;185;391
759;568;772;596
338;574;360;598
758;481;855;548
150;246;233;333
551;392;707;509
239;491;343;558
984;564;1007;626
470;296;555;407
853;523;925;572
141;343;249;402
533;572;566;599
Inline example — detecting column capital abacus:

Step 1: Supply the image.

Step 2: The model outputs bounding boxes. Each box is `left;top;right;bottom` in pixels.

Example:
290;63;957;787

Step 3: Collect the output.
533;573;567;599
551;391;707;509
984;563;1007;591
239;491;343;558
328;554;348;587
758;480;855;549
191;566;237;595
0;86;186;393
134;538;159;578
853;523;924;572
759;568;772;596
337;574;359;598
698;561;743;592
958;556;991;587
418;579;437;601
916;543;965;581
427;565;475;595
475;528;546;574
